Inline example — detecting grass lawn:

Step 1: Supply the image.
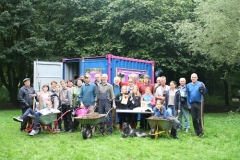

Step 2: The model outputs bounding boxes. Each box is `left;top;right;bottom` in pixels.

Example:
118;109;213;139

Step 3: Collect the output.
0;110;239;160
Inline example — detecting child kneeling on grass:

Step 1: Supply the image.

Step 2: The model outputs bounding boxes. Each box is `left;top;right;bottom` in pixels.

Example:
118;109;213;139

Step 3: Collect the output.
13;101;60;136
153;100;180;139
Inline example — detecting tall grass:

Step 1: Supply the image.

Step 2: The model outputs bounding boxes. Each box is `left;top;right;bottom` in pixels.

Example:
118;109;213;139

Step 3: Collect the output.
0;110;239;160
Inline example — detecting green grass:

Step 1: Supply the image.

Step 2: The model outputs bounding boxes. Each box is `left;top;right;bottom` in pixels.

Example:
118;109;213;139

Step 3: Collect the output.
0;110;240;160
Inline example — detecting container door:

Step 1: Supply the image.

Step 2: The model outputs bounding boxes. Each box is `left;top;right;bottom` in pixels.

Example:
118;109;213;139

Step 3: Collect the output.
33;61;63;92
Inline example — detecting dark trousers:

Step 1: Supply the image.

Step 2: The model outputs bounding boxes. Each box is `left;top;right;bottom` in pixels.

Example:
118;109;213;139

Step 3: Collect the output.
62;105;71;131
129;113;138;129
140;113;151;130
191;102;203;135
21;106;33;130
57;113;62;130
21;108;42;130
98;100;112;133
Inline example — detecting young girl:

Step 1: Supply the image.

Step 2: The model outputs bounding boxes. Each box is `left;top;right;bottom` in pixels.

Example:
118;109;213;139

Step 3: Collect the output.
129;86;141;129
164;81;181;117
38;84;51;110
60;80;72;132
115;86;130;130
141;87;156;130
154;100;180;139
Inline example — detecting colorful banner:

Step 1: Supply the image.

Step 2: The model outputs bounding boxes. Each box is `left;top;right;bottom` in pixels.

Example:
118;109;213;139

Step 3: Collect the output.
116;68;147;82
85;68;102;82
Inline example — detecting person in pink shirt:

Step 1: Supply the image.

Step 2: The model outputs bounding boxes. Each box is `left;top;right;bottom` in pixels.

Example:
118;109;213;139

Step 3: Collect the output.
38;84;51;110
141;87;156;130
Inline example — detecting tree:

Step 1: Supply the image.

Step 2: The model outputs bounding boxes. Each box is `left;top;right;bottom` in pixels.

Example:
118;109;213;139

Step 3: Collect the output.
0;0;80;104
176;0;240;105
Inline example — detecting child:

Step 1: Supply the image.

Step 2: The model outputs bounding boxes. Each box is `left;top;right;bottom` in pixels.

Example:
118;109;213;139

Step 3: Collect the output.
13;101;60;136
154;100;180;139
129;85;141;129
51;84;62;131
141;87;156;130
60;80;72;132
115;86;130;130
38;84;52;110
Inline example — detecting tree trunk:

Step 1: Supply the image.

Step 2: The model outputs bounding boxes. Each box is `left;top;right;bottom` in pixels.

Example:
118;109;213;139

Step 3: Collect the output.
223;79;229;106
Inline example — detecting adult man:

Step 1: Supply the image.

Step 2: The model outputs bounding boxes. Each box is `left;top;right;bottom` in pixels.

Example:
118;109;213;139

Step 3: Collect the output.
79;75;97;114
155;76;170;101
97;74;115;134
187;73;207;137
178;78;190;132
94;74;102;86
139;75;154;95
18;78;37;132
154;77;161;93
112;77;121;128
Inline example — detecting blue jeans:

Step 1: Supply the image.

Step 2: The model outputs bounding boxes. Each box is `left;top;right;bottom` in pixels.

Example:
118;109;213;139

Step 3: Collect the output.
167;105;174;116
178;104;190;130
21;108;42;130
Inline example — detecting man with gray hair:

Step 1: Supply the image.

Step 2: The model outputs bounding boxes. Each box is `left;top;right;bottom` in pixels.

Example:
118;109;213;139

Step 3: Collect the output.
112;76;121;128
178;77;190;132
97;74;116;134
155;76;170;101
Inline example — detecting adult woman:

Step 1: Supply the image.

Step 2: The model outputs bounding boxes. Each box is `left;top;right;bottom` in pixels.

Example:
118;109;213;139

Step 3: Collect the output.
164;81;181;117
129;86;141;129
71;78;83;132
115;86;130;130
126;78;135;93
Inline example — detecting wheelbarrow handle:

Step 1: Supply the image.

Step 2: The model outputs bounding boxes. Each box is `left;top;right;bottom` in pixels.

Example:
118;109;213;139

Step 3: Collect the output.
105;108;113;118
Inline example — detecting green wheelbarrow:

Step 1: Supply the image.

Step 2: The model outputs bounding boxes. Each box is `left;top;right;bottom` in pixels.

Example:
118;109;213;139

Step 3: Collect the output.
146;118;172;139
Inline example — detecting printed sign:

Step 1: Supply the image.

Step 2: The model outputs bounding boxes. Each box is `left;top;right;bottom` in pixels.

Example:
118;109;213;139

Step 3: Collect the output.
85;68;102;82
116;68;147;82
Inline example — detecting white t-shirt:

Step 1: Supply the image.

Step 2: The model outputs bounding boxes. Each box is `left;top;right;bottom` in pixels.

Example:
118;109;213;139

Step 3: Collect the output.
155;85;170;97
39;108;59;115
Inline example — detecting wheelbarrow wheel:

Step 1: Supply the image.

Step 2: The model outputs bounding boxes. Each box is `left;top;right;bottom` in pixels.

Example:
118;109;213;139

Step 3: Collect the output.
150;126;157;139
82;125;92;140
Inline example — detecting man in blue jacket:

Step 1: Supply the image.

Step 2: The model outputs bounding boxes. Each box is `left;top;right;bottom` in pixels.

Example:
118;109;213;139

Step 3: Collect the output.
187;73;207;137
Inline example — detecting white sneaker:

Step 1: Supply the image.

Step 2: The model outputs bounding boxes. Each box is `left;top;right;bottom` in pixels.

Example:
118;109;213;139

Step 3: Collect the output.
29;130;38;136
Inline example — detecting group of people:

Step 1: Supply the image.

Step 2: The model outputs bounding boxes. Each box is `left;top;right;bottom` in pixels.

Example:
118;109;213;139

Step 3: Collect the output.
13;72;207;138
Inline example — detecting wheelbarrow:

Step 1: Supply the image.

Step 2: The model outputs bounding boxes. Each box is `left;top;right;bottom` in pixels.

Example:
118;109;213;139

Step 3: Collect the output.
74;108;112;140
26;110;68;134
146;118;172;139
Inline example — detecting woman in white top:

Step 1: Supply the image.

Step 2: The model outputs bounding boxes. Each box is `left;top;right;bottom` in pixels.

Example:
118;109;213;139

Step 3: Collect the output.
164;81;181;117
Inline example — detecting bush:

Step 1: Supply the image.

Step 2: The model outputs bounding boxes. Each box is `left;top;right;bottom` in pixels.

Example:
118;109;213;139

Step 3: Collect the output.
0;86;10;104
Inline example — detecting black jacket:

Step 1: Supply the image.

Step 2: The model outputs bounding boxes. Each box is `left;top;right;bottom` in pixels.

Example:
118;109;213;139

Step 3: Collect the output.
115;93;130;109
128;94;141;110
18;85;37;108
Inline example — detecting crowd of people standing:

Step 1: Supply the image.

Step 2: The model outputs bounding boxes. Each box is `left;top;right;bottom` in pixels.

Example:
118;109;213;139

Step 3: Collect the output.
17;72;207;138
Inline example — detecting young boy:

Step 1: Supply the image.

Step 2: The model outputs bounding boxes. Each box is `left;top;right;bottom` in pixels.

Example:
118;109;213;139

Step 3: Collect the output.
13;101;60;136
